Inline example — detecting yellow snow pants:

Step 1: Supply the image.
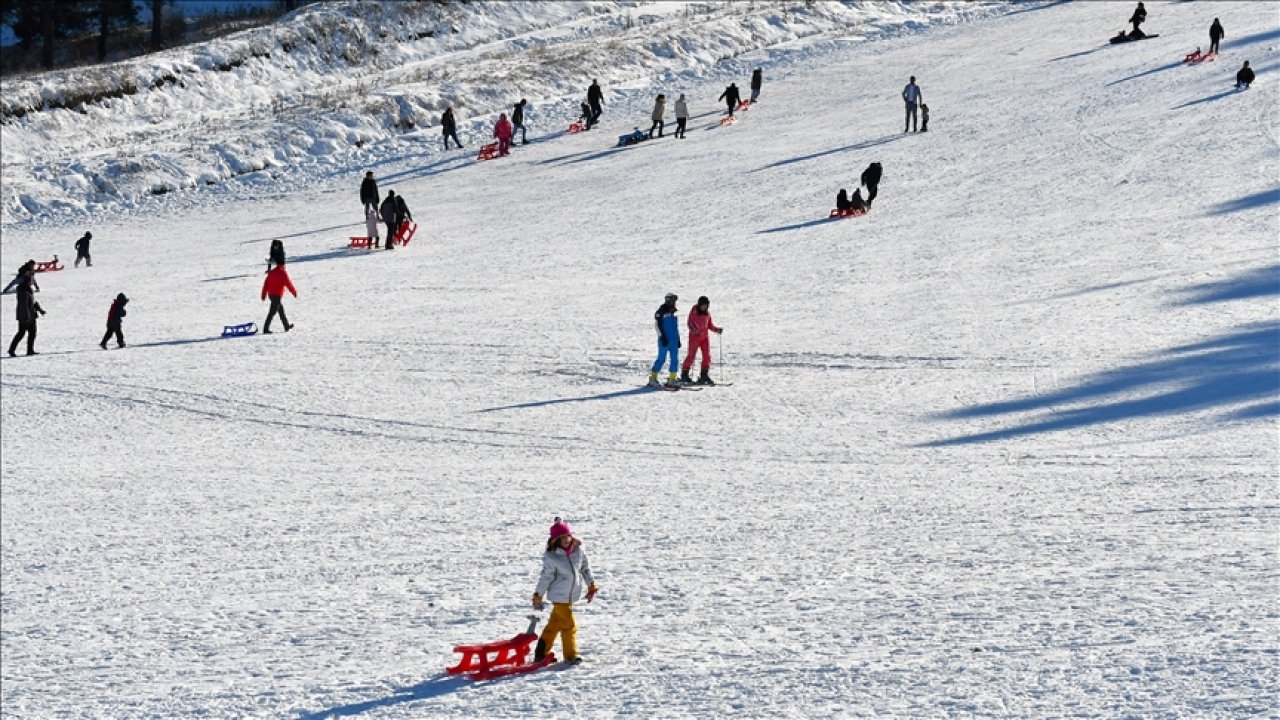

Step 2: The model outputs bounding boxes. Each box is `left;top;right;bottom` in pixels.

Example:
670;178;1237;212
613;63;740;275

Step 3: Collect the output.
540;602;578;660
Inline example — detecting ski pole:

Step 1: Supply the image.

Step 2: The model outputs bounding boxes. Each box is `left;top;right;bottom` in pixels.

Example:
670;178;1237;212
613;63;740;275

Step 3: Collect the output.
719;332;725;384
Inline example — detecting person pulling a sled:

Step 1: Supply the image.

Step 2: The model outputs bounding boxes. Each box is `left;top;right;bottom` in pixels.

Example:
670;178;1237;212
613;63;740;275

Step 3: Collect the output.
1209;18;1224;55
680;296;723;385
532;517;598;665
1128;2;1146;34
719;83;741;116
648;292;681;387
860;162;882;208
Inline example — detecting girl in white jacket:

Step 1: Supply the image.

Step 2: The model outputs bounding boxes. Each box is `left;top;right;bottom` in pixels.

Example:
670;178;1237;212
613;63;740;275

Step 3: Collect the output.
532;517;599;664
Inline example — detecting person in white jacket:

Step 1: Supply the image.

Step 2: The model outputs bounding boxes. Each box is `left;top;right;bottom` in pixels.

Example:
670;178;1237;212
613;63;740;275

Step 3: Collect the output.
532;517;598;664
674;93;689;139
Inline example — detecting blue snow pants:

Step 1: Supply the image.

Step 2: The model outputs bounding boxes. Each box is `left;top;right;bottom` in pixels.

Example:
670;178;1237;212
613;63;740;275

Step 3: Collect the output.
651;340;680;374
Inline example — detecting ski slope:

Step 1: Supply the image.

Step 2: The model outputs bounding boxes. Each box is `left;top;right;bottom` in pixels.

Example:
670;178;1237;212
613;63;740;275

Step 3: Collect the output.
2;1;1278;718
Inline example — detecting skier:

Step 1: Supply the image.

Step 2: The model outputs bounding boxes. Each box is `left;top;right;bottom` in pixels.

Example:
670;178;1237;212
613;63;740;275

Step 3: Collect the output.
532;517;598;666
860;162;882;207
1236;60;1254;89
920;104;930;132
393;193;413;245
365;207;380;247
1128;2;1146;34
260;262;296;334
74;231;92;268
648;94;666;139
648;292;681;388
99;293;128;349
441;107;463;150
718;83;741;116
511;99;528;145
587;79;604;123
836;188;867;213
267;239;286;271
380;192;399;249
750;67;762;103
494;113;514;156
360;171;379;216
1209;18;1224;55
674;93;689;139
7;262;44;356
680;296;724;386
902;76;922;133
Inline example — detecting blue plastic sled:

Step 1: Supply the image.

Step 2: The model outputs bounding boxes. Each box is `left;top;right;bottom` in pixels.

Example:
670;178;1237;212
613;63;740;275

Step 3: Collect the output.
616;130;647;147
221;322;258;338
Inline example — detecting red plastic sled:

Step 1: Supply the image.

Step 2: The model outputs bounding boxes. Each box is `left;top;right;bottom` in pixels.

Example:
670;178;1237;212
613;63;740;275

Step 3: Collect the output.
1184;50;1216;63
829;207;868;219
736;100;754;111
34;258;63;272
447;616;556;681
349;236;373;249
719;115;738;127
477;142;502;161
567;121;586;133
391;222;418;247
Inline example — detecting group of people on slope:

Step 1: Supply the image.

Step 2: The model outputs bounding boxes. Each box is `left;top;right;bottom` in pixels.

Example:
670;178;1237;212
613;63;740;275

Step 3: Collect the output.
649;293;725;388
836;162;883;214
639;68;762;140
360;171;414;248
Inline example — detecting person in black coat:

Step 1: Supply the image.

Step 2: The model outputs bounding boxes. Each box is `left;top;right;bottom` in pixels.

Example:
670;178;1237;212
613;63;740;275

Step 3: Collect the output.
860;162;883;208
587;80;604;123
1236;61;1255;89
7;264;45;357
393;193;412;246
1209;18;1224;54
360;171;379;215
100;293;128;349
719;83;741;116
74;231;92;268
380;192;399;249
512;99;528;145
750;68;762;103
442;108;463;150
1128;2;1146;33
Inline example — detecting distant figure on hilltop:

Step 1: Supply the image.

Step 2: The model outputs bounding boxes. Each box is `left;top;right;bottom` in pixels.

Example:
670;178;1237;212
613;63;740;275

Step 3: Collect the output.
99;293;128;350
441;107;463;150
494;112;513;156
1210;18;1225;55
902;76;922;133
587;79;604;123
750;67;763;103
74;231;92;268
1236;60;1254;89
860;162;882;208
718;83;741;116
1128;2;1146;33
674;93;689;139
512;99;528;145
260;263;296;334
648;94;666;139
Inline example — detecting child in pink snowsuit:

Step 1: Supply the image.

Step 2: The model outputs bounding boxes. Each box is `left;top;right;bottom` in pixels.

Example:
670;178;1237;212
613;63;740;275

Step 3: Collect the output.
494;113;513;156
680;295;723;385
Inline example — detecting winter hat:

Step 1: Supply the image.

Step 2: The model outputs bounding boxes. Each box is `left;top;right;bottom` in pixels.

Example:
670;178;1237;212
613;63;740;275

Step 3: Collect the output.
665;292;678;301
116;293;128;303
549;517;572;541
697;296;710;305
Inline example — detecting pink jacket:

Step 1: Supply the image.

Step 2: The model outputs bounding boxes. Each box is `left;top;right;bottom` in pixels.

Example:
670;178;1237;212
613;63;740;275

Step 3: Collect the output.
494;116;513;140
686;308;721;338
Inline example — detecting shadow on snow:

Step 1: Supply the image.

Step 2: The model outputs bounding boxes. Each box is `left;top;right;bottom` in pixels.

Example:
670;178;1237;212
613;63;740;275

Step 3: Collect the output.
1169;264;1280;306
751;134;902;172
297;674;468;719
757;216;842;234
1107;60;1182;86
1208;188;1280;215
1172;88;1241;109
478;386;661;412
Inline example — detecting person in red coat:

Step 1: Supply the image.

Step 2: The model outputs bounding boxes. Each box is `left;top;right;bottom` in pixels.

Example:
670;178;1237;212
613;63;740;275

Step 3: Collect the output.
494;113;514;156
261;264;297;334
680;296;724;385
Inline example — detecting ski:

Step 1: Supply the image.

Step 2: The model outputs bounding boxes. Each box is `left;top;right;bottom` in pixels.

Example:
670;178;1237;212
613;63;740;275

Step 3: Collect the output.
642;384;702;392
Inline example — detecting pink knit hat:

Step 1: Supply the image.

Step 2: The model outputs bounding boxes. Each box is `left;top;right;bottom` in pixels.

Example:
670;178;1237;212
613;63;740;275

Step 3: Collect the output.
548;517;572;541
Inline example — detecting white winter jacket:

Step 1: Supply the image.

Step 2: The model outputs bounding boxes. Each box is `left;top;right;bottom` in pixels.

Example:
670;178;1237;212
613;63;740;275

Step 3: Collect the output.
535;540;595;604
675;96;689;119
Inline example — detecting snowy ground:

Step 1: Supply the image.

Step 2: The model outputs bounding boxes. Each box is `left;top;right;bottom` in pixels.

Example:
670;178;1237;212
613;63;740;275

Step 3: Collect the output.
2;1;1278;718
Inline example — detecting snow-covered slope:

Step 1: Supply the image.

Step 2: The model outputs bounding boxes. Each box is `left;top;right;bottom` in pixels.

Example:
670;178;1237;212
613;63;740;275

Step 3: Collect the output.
0;0;1003;224
1;1;1277;718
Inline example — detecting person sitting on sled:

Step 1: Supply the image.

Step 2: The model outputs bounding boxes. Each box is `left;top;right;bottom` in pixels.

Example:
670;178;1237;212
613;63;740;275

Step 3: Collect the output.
532;517;598;665
837;188;867;213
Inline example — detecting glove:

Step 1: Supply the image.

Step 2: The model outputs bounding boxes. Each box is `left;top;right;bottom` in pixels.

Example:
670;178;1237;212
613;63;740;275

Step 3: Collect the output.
532;594;545;611
714;328;723;334
586;585;598;603
676;339;681;349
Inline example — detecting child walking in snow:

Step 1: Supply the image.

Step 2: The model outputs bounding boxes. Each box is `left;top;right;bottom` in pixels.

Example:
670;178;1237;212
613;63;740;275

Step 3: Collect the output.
261;263;297;334
649;292;681;387
100;293;128;349
532;517;598;665
680;296;723;385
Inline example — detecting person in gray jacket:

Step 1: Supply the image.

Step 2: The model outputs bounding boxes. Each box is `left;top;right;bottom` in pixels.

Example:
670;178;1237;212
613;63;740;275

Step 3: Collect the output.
532;517;599;665
648;94;666;139
674;93;689;139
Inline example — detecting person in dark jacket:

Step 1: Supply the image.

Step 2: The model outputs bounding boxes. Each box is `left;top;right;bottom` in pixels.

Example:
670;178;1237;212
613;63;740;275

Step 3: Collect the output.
261;264;296;334
1209;18;1224;54
442;108;463;150
393;193;412;247
360;171;379;215
74;231;92;268
920;104;930;132
267;240;286;271
750;68;762;103
380;192;399;249
579;101;595;130
587;80;604;123
7;264;45;357
512;99;528;145
1236;60;1255;89
860;162;883;208
1128;2;1146;33
719;83;741;116
836;188;867;213
100;293;128;349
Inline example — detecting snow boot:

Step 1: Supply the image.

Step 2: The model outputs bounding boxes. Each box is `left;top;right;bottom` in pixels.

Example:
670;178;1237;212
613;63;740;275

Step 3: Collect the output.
696;369;715;386
99;341;107;350
564;656;583;665
680;369;693;384
647;371;661;388
533;639;548;662
664;371;680;389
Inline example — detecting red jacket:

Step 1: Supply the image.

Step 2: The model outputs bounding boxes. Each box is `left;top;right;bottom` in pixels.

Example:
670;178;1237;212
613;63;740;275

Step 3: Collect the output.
261;265;297;300
494;116;513;140
686;307;721;338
